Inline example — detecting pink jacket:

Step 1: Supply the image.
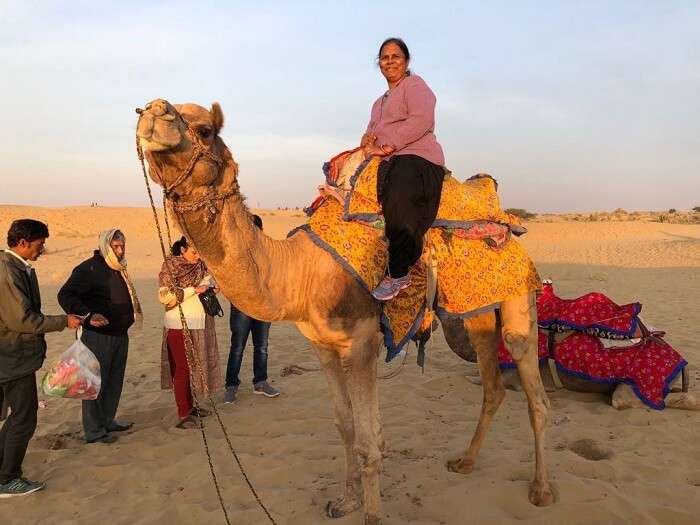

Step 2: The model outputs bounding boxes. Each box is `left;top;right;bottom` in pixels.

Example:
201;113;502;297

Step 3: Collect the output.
366;74;445;166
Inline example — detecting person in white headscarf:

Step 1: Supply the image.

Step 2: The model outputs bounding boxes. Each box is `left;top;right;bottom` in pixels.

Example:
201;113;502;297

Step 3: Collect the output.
58;229;141;444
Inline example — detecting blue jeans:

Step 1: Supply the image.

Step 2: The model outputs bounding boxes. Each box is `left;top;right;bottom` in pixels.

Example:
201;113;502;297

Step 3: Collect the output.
225;305;271;387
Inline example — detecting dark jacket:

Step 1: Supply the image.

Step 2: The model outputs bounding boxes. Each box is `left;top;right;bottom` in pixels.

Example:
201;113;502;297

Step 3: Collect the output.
58;251;134;336
0;250;67;383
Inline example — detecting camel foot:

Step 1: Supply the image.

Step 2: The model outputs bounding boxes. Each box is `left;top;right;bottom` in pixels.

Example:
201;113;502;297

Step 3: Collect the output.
364;514;382;525
666;392;700;411
325;496;362;519
528;480;554;507
446;456;474;474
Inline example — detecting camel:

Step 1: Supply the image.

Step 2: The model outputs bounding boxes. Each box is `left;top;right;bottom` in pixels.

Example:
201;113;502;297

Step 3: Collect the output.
136;99;553;524
454;335;700;411
497;358;699;410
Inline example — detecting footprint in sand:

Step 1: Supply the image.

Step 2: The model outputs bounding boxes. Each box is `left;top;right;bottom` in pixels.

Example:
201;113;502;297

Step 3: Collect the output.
34;432;83;450
567;438;613;461
686;471;700;487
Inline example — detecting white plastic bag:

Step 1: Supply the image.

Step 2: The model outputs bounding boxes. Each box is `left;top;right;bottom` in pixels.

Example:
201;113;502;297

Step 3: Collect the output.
41;335;101;400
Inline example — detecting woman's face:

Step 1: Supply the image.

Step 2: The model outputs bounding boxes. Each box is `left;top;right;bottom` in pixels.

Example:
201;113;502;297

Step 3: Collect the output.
379;42;408;84
181;245;200;263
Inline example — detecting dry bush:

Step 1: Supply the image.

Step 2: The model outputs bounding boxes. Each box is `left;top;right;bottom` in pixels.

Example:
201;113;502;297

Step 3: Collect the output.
505;208;537;220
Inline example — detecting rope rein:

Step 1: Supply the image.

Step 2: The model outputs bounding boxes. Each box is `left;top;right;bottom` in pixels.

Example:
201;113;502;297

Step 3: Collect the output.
136;123;277;525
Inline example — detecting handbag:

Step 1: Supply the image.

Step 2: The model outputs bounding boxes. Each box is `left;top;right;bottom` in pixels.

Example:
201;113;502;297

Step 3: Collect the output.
199;288;224;317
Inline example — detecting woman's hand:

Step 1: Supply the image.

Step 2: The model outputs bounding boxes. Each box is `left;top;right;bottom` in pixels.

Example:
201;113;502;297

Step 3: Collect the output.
363;143;395;159
360;132;377;148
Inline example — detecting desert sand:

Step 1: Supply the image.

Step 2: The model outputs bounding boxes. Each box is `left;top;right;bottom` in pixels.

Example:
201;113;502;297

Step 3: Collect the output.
0;205;698;525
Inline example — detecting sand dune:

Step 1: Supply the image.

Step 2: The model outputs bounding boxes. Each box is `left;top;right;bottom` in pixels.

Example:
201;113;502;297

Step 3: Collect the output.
0;205;698;525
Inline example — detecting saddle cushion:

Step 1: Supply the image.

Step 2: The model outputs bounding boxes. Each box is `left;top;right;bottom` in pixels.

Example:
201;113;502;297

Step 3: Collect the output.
293;152;541;359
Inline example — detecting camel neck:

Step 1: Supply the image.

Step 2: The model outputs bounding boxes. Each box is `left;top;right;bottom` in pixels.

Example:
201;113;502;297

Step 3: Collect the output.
174;190;293;322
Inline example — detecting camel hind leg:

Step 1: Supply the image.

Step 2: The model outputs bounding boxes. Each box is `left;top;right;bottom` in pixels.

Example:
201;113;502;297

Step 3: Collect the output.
447;311;506;474
501;292;554;507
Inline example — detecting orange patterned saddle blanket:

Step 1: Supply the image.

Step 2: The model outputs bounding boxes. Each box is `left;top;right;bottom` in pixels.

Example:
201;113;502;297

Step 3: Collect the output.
292;150;541;360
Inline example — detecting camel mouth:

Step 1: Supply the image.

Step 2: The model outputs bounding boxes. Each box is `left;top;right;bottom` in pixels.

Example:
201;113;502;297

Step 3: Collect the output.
137;135;177;153
136;99;185;153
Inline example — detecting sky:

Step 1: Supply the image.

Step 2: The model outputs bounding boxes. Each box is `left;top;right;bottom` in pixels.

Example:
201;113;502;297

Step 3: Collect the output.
1;0;698;212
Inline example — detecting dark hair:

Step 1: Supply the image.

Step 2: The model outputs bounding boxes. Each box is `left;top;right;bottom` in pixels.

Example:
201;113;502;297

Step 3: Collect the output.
252;214;263;230
377;37;410;62
171;236;189;256
7;219;49;247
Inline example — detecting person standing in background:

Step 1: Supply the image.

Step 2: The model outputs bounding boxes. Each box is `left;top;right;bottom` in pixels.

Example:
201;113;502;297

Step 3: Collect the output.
158;237;222;429
224;215;281;403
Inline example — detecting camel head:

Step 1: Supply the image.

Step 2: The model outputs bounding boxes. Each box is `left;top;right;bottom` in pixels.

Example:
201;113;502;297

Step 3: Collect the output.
136;99;237;201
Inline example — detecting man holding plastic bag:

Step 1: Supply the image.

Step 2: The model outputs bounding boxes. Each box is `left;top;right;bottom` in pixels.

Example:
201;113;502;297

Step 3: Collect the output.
0;220;82;498
58;229;142;444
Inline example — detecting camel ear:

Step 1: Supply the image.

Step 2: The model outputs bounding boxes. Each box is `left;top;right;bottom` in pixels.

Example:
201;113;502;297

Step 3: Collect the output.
211;102;224;134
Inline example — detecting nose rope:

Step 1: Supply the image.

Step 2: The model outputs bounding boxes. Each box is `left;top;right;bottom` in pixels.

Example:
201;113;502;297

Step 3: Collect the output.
136;108;278;525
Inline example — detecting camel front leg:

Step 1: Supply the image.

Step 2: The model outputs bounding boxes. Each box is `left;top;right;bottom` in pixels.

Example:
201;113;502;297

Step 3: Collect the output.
343;324;383;525
447;311;505;474
312;345;363;518
501;292;554;507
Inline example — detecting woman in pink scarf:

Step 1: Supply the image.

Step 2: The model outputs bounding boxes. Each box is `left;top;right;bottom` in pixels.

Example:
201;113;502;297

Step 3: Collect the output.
158;237;222;429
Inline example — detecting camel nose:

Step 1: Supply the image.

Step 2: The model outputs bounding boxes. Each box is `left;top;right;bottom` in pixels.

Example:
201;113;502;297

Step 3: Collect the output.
148;99;170;117
137;99;167;116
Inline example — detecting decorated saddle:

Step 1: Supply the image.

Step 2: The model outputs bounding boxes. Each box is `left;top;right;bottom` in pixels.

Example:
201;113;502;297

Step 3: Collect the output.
498;282;688;410
291;148;541;360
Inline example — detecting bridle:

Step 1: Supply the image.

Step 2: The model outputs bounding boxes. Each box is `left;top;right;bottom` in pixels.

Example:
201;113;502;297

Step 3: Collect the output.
136;105;239;223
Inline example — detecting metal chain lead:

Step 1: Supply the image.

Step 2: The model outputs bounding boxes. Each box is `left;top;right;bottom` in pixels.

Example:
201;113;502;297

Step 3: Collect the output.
137;134;277;525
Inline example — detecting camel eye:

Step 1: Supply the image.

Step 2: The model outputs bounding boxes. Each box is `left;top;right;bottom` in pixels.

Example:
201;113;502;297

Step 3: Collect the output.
198;126;212;138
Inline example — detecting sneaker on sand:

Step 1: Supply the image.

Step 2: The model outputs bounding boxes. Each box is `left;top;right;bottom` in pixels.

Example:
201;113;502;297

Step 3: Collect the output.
223;386;238;404
371;274;411;302
0;478;45;498
253;381;280;398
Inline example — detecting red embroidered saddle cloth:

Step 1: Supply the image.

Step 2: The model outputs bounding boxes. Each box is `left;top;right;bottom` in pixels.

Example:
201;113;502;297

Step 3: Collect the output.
498;284;687;410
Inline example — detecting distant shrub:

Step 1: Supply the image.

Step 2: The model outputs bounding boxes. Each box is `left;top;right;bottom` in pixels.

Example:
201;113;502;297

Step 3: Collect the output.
587;213;598;222
693;206;700;213
505;208;537;220
613;208;628;215
668;208;677;214
657;215;667;223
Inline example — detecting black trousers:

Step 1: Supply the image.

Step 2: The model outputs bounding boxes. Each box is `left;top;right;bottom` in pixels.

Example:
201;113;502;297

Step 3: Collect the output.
378;154;444;278
0;373;38;484
81;331;129;441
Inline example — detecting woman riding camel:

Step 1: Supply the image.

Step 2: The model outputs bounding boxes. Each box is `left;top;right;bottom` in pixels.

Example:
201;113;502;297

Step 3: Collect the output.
363;37;445;301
